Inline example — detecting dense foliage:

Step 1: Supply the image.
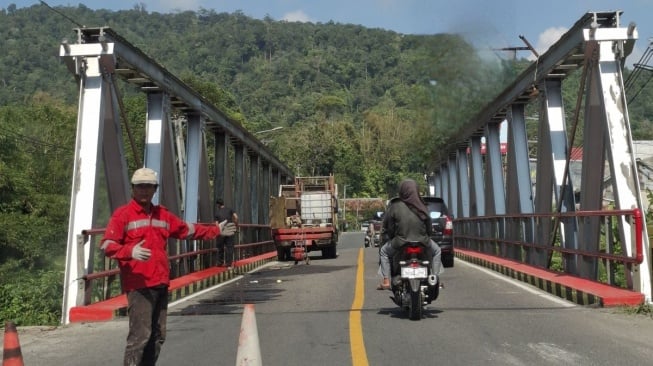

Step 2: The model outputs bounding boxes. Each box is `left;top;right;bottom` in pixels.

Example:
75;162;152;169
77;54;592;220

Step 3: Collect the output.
1;4;651;325
0;98;75;325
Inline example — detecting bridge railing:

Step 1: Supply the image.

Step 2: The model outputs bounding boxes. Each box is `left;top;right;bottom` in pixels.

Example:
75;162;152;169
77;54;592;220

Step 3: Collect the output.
453;209;643;289
76;223;275;307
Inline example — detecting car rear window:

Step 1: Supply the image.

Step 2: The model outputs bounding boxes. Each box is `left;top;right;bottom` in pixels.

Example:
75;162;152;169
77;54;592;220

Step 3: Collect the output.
424;198;448;218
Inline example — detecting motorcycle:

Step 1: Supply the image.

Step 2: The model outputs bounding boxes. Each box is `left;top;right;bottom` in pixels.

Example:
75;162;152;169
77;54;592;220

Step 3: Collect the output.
373;232;381;247
389;241;439;320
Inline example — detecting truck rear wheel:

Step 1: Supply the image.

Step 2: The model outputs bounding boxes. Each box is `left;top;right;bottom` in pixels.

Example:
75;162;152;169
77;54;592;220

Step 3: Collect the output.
322;245;337;259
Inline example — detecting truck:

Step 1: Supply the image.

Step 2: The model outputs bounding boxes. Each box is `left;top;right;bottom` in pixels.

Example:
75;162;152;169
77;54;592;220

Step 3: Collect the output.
269;176;339;261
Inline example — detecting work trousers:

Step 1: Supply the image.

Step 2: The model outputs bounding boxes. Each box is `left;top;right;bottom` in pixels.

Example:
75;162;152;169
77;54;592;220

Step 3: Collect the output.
216;235;235;266
124;285;168;366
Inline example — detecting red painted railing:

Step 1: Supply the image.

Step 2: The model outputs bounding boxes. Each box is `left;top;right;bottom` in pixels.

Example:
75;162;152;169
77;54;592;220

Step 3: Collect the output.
452;208;644;289
77;222;275;306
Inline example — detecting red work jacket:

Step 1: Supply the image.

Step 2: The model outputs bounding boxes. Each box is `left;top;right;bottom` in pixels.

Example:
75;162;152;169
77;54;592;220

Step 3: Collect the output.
100;199;221;292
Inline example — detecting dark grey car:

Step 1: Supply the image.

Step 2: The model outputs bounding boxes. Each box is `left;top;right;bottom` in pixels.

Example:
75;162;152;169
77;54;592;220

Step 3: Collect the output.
423;196;454;267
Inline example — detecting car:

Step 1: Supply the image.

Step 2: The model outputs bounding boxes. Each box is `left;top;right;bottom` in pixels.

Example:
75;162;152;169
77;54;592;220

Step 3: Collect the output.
361;221;370;232
373;232;381;247
371;221;382;247
423;196;454;267
361;221;371;247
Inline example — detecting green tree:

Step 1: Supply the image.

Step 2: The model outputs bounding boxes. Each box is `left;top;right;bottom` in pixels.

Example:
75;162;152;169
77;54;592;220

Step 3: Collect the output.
0;97;75;325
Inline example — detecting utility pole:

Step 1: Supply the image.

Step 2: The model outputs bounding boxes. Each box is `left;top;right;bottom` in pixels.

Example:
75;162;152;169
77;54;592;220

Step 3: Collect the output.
343;185;347;231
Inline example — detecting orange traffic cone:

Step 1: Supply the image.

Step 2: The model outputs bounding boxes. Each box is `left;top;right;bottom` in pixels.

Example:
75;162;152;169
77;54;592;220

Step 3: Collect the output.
3;321;24;366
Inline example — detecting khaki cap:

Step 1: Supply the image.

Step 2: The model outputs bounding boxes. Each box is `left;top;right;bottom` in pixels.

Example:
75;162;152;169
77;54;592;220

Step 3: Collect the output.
131;168;159;185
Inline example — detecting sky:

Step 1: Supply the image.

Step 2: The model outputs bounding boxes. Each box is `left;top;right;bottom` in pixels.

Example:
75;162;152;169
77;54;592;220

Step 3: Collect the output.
5;0;652;66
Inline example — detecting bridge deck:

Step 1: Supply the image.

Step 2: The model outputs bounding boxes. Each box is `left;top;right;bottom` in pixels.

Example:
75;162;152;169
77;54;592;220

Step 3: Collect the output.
69;248;643;323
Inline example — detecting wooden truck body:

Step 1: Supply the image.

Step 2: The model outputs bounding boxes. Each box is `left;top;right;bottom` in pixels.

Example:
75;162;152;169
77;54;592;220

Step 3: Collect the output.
270;176;339;260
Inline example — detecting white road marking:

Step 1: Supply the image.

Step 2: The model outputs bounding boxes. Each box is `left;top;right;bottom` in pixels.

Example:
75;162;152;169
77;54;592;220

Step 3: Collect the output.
459;260;576;307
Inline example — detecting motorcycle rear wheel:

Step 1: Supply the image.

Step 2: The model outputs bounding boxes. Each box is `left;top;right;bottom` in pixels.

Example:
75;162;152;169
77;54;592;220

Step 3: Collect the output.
408;290;423;320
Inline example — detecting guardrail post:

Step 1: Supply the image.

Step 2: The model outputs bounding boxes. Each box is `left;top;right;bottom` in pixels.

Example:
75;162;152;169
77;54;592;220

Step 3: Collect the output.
76;233;91;306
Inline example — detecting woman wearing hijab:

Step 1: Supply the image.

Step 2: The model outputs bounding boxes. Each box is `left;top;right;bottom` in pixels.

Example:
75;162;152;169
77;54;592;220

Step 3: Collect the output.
377;178;442;290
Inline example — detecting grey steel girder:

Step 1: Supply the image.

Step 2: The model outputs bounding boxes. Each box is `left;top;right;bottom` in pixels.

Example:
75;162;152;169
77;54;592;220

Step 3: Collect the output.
214;132;230;205
469;137;485;217
249;153;261;235
440;165;450;208
234;144;246;227
184;114;203;224
484;122;506;217
144;93;182;211
261;163;271;225
504;104;535;261
66;27;292;178
456;147;471;218
61;52;120;325
484;122;506;256
531;79;578;268
448;156;459;218
578;26;650;296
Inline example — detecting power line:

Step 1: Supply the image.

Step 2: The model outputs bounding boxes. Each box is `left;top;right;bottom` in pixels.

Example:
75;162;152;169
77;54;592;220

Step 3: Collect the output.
0;127;72;153
39;0;85;28
625;40;653;104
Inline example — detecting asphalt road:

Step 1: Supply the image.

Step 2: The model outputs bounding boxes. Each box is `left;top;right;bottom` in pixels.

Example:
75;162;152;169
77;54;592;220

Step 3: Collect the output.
6;231;653;365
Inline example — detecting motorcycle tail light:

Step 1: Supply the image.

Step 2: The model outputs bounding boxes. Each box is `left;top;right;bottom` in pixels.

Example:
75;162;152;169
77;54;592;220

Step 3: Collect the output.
405;246;423;255
443;216;453;235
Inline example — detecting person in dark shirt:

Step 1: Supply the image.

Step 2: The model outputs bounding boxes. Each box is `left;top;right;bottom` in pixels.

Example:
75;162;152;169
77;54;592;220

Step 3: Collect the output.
214;198;239;267
377;179;442;290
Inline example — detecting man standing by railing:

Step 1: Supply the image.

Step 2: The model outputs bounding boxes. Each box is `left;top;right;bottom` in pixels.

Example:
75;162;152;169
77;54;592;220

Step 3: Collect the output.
214;198;239;268
100;168;236;366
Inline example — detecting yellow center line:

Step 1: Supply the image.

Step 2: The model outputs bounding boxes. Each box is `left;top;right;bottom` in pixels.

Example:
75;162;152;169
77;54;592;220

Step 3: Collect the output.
350;248;369;366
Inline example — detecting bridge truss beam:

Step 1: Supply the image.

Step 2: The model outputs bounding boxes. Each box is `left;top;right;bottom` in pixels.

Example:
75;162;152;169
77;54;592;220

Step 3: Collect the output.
433;11;651;302
59;27;293;324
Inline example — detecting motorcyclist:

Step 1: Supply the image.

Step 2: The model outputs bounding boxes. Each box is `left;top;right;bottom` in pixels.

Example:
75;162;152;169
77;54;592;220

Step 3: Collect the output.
377;178;442;290
366;222;375;242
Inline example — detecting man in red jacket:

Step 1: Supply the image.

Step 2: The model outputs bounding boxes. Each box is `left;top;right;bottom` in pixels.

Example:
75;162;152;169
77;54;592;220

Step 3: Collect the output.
100;167;236;366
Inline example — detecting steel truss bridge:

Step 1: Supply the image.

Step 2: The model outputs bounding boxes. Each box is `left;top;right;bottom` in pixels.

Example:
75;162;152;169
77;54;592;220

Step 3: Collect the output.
59;10;652;324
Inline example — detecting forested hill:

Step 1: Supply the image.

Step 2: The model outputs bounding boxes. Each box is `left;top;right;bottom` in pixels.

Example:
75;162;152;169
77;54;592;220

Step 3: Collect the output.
1;4;516;183
2;4;652;194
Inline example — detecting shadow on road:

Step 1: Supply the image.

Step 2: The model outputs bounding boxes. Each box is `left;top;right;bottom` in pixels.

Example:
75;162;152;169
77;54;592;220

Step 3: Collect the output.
170;259;353;316
377;306;443;320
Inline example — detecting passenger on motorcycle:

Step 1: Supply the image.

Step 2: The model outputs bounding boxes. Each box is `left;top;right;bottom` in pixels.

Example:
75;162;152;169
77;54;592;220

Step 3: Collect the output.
377;179;442;290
